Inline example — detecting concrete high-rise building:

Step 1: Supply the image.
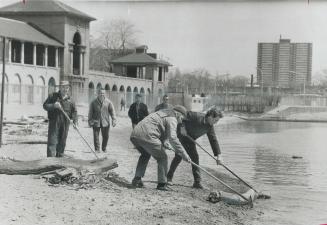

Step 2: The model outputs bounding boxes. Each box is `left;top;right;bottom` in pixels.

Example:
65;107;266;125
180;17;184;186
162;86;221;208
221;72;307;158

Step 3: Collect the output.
257;38;312;89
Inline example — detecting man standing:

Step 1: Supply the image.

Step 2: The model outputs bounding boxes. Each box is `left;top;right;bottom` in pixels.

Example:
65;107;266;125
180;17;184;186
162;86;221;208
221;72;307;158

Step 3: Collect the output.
128;94;149;128
155;94;173;112
167;107;223;189
130;105;191;191
43;80;78;157
88;89;116;153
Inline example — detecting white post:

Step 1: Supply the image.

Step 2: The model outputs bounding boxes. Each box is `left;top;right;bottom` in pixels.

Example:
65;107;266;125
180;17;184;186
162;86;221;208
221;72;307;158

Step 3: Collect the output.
8;39;11;63
79;52;83;75
70;51;73;74
33;43;36;66
21;42;24;64
55;47;58;68
44;46;48;67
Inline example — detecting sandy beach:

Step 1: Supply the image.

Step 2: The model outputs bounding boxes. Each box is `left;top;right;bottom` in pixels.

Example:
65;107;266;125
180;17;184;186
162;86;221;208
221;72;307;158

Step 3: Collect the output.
0;105;265;225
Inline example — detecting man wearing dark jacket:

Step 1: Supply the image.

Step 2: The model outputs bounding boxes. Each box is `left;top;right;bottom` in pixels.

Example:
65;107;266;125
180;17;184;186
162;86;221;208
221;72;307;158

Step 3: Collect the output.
43;80;78;157
167;107;223;189
88;89;116;152
128;94;149;128
155;95;173;112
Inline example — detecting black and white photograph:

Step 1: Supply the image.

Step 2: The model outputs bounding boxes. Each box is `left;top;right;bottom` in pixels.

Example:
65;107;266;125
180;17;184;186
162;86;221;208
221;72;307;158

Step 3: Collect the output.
0;0;326;224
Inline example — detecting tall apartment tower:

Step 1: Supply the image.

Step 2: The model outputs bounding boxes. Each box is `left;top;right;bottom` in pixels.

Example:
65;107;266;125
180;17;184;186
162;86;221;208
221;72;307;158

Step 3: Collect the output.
257;38;312;89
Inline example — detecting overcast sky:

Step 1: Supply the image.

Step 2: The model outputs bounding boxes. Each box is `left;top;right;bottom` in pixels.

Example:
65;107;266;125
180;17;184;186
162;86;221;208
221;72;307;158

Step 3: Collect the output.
0;0;326;79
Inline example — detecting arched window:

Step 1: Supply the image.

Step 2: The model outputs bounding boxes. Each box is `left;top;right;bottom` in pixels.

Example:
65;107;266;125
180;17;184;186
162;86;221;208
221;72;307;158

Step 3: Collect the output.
126;86;132;107
73;32;81;75
12;74;21;103
48;77;56;95
26;75;34;104
36;76;46;103
140;87;145;102
88;82;95;102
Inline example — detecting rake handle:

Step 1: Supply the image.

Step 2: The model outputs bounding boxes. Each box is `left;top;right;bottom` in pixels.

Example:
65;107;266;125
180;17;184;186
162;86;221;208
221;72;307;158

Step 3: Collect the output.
58;107;99;160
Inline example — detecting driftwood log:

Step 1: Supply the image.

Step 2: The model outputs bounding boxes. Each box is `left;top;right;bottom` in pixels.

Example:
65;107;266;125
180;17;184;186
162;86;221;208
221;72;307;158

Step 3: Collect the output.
0;157;118;175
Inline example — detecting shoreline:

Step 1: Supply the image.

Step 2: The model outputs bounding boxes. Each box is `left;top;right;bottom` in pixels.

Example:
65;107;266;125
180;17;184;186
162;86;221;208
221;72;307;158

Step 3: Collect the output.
0;109;264;225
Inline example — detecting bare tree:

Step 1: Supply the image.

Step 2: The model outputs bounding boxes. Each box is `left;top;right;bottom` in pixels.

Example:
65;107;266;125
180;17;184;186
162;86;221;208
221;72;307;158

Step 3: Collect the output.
89;19;140;71
101;19;139;57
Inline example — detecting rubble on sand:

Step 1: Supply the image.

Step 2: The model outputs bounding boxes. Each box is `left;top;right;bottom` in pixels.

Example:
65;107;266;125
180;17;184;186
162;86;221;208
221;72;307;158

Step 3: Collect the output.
41;168;132;191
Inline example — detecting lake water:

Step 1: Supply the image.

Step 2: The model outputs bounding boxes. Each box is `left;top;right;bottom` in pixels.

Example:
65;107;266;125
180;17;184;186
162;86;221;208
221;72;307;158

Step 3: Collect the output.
197;117;327;225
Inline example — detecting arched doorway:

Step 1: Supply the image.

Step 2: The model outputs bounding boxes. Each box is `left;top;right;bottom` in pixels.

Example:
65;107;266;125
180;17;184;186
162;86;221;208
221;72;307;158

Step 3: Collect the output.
0;74;9;103
105;84;110;98
133;87;138;102
126;86;132;107
158;88;163;106
140;87;145;103
73;32;81;75
12;74;21;104
88;82;95;102
146;88;151;106
96;83;102;94
36;76;45;103
26;75;34;104
48;77;56;95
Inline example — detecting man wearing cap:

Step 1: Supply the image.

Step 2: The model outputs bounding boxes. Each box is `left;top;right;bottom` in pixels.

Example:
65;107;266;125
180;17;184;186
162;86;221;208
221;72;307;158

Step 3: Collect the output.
167;107;223;189
43;80;78;157
88;88;117;153
155;95;173;112
130;105;191;191
128;93;149;129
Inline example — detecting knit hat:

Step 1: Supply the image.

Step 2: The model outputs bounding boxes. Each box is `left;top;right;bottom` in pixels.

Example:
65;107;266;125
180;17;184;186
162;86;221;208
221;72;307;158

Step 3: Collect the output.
173;105;187;117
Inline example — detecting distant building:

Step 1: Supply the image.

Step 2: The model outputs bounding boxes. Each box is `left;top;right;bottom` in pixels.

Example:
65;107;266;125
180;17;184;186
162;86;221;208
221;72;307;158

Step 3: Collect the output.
0;0;170;108
257;38;312;89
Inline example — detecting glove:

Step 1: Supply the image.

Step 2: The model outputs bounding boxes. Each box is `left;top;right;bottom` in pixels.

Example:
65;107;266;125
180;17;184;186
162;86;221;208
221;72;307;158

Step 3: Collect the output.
54;102;62;109
112;119;117;127
163;141;171;150
216;154;223;165
182;153;191;163
70;120;77;128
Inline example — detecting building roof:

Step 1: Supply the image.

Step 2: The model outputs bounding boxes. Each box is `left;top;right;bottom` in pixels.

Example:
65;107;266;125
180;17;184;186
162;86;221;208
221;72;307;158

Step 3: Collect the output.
111;53;172;66
0;0;96;21
0;17;63;47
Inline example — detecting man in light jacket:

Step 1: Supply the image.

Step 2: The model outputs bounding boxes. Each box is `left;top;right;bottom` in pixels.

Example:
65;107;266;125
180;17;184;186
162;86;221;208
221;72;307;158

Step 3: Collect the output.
130;105;191;191
88;89;116;152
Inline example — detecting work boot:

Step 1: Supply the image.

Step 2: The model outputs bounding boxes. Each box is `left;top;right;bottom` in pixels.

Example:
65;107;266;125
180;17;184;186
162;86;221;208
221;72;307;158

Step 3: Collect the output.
192;181;204;189
157;183;170;191
131;177;144;188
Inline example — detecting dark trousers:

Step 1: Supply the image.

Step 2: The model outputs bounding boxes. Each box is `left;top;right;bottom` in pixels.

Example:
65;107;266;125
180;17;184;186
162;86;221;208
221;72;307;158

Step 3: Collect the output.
47;119;70;157
167;137;201;182
93;126;110;151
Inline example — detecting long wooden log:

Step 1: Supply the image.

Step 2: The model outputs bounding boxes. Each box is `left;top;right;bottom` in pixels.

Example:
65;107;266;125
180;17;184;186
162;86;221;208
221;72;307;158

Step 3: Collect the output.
0;157;118;175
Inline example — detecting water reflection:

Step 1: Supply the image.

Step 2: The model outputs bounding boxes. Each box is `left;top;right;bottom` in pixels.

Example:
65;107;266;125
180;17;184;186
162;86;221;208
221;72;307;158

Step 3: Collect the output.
203;117;327;224
253;147;309;187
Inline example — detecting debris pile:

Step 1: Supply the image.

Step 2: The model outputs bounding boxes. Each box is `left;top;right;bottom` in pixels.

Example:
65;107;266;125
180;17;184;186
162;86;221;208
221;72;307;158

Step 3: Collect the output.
42;168;131;190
